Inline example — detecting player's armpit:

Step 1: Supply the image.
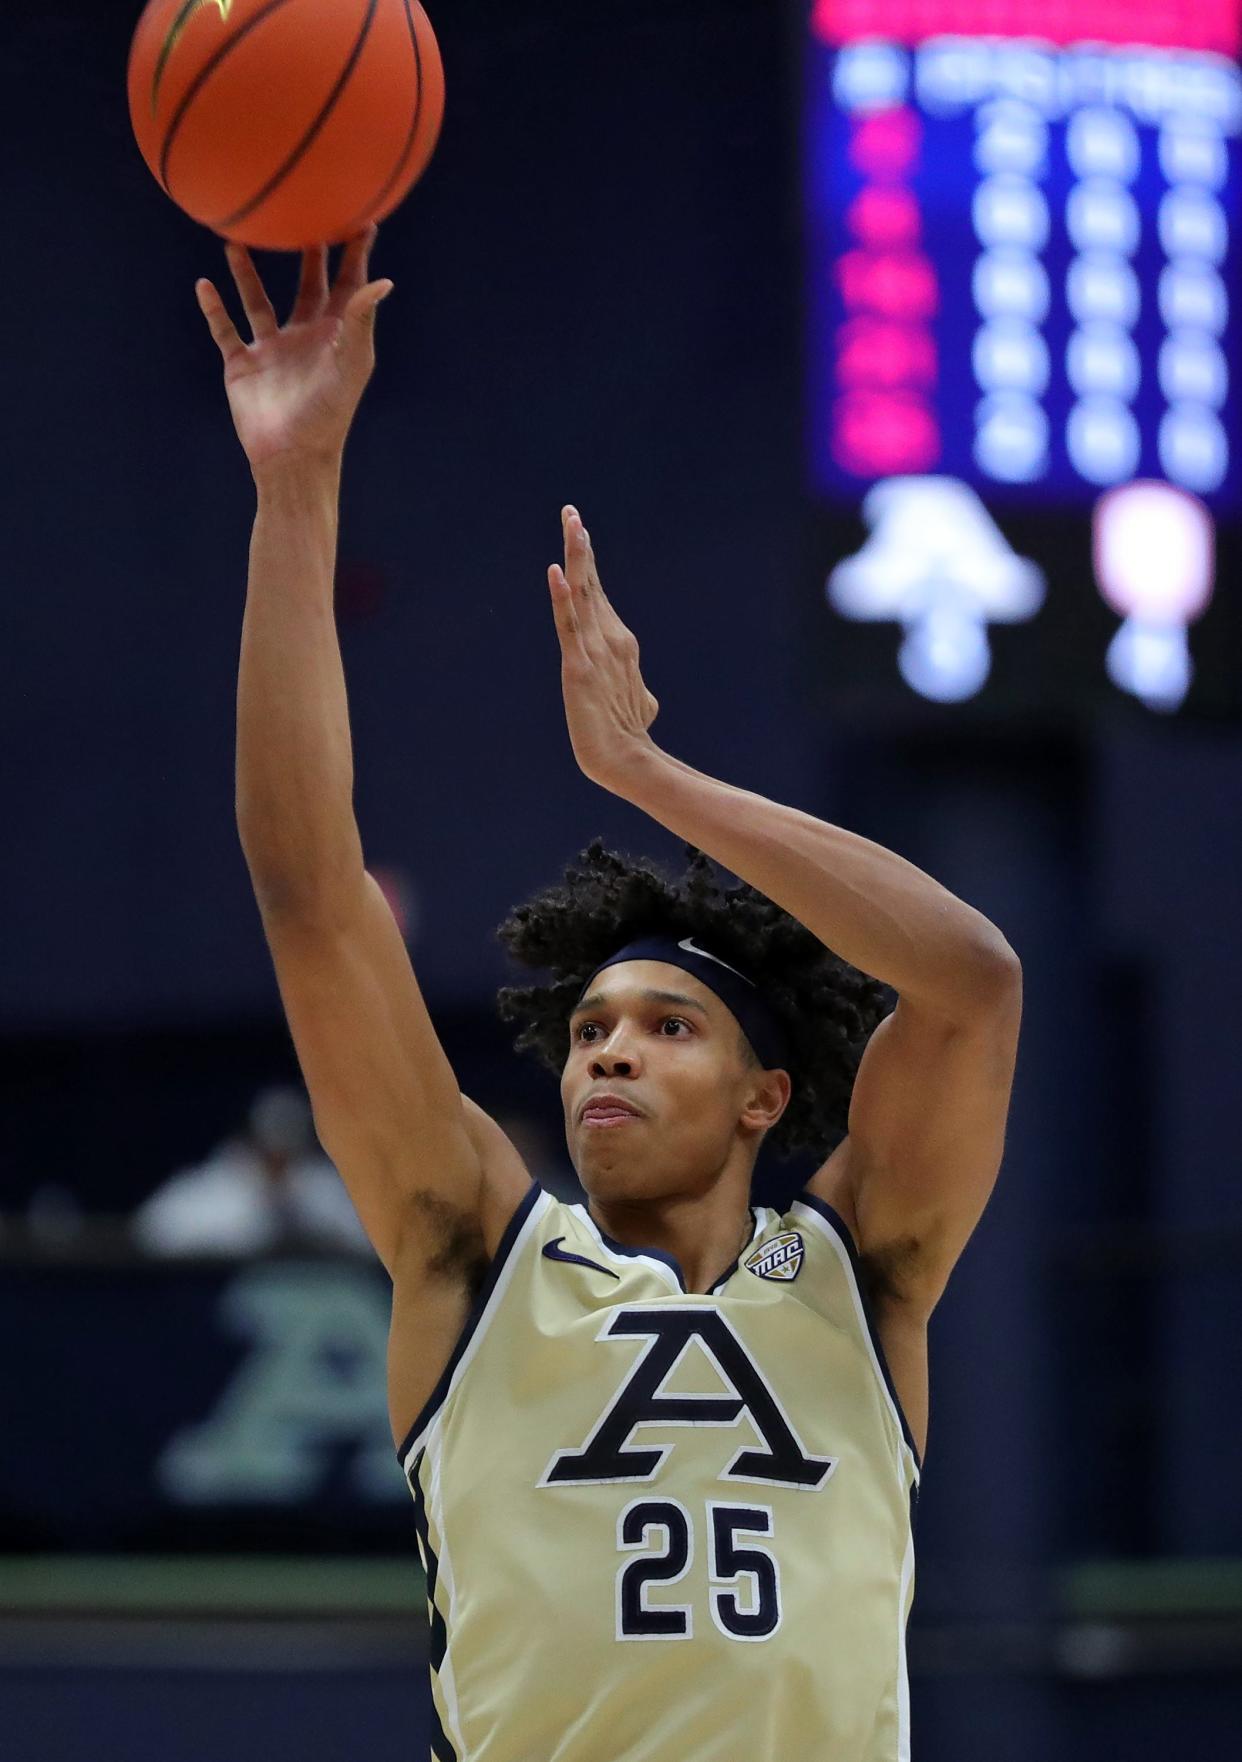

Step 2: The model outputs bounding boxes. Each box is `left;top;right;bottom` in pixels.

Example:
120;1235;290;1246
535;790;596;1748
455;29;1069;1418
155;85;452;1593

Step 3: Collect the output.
818;958;1023;1321
258;870;486;1276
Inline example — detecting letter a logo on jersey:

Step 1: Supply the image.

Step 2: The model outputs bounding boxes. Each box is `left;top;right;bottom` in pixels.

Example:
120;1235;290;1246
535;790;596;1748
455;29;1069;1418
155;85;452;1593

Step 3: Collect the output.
537;1306;835;1491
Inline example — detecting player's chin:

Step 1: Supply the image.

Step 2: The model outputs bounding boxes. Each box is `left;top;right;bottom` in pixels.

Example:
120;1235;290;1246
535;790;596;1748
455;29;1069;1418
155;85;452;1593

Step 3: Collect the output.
576;1143;651;1194
577;1125;652;1174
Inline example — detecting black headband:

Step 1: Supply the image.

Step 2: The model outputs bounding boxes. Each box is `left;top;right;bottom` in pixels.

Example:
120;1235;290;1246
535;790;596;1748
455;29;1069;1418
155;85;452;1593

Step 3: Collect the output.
578;934;791;1073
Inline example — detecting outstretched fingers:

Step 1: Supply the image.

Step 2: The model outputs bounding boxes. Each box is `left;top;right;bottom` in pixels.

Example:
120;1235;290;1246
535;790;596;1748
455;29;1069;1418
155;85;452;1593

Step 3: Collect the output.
549;562;582;642
559;506;600;640
194;278;244;363
563;506;627;641
290;244;330;324
224;240;278;340
328;225;378;316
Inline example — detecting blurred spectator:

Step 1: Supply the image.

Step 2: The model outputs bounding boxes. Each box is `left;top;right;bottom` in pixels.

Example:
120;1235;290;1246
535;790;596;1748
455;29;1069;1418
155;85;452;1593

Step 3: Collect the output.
132;1086;369;1257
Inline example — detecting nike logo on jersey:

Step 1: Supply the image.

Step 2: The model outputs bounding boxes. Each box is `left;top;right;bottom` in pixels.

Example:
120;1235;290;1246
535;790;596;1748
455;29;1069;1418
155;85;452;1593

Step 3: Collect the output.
543;1238;621;1281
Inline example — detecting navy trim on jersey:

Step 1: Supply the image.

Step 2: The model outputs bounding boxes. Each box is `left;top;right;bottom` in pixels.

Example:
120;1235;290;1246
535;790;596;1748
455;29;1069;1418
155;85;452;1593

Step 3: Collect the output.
410;1463;459;1760
796;1189;924;1475
706;1207;760;1294
586;1205;759;1295
431;1723;458;1762
395;1179;541;1465
591;1213;688;1289
410;1455;439;1607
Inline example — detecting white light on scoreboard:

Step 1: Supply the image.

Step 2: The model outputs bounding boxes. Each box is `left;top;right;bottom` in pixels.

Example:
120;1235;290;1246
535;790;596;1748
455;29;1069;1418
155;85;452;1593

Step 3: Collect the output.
971;175;1049;250
1066;181;1141;255
1158;405;1229;492
1158;187;1229;262
972;98;1048;175
974;393;1049;481
825;476;1046;702
1066;325;1141;402
1065;107;1140;182
1158;262;1228;334
1158;120;1228;190
1094;480;1215;713
1158;332;1228;407
1065;255;1141;328
831;41;909;110
1066;398;1142;484
973;319;1050;396
972;249;1050;323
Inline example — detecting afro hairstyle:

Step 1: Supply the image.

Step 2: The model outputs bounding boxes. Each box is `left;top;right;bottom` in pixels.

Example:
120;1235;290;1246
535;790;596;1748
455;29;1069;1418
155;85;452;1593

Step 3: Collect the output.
493;838;896;1163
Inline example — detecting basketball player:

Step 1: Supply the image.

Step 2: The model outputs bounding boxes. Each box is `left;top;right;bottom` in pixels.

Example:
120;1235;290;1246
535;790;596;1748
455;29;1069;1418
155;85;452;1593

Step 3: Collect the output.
198;229;1023;1761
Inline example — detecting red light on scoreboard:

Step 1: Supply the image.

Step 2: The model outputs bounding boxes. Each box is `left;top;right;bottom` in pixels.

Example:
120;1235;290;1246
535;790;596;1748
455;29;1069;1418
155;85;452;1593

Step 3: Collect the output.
830;104;943;476
837;248;939;318
834;391;941;473
811;0;1242;56
837;318;938;389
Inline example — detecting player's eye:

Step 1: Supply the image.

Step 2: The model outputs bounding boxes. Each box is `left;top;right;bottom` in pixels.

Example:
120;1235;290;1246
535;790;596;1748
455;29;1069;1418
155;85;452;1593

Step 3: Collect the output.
574;1017;691;1042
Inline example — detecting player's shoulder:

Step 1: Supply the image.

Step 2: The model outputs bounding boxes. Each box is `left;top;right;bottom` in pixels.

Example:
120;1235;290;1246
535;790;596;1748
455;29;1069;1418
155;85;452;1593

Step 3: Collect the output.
481;1178;589;1270
529;1188;612;1259
744;1185;870;1305
781;1153;866;1262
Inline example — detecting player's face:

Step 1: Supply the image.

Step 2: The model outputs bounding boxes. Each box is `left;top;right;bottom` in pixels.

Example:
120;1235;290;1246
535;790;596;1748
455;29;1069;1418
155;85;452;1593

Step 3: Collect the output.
561;960;764;1201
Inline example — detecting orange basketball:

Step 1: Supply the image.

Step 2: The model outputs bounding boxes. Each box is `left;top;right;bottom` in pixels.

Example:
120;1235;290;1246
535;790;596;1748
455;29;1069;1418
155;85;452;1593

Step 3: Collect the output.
127;0;445;251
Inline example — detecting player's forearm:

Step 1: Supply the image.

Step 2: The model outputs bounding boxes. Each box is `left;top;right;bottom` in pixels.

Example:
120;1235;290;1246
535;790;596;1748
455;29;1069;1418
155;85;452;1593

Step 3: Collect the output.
617;748;1018;1015
235;456;365;912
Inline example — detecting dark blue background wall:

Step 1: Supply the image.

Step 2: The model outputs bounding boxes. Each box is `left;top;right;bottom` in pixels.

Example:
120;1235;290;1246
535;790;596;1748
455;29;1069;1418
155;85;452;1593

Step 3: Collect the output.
6;0;807;1026
3;2;1240;1758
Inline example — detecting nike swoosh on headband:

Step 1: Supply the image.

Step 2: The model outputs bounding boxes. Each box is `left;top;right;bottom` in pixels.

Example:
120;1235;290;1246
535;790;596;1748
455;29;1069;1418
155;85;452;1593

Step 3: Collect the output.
677;935;754;985
543;1238;621;1280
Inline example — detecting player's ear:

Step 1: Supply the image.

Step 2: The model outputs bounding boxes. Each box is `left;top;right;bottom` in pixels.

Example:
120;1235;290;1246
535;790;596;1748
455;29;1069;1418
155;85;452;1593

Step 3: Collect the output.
740;1069;791;1134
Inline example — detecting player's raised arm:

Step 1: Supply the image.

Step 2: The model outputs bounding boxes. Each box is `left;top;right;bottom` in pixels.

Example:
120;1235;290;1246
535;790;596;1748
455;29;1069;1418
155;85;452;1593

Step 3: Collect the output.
198;232;389;897
197;231;522;1281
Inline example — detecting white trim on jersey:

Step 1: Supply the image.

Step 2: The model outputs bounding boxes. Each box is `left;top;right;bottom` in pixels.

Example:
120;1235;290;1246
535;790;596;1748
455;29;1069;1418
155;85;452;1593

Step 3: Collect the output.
896;1523;915;1762
571;1203;686;1292
714;1203;778;1289
426;1423;472;1761
571;1200;779;1294
790;1199;922;1492
401;1188;556;1475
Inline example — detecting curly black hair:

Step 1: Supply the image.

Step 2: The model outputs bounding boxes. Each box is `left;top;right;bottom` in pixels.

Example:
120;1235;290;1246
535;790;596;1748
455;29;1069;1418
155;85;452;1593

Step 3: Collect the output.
493;838;896;1164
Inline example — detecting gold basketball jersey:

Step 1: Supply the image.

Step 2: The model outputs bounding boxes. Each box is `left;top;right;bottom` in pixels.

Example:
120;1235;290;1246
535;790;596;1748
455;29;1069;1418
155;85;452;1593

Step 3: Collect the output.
399;1182;921;1762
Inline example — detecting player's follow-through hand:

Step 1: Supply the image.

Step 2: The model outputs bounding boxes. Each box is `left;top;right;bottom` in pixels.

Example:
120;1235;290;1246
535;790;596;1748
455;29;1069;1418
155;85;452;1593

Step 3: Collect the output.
195;225;393;477
548;508;661;792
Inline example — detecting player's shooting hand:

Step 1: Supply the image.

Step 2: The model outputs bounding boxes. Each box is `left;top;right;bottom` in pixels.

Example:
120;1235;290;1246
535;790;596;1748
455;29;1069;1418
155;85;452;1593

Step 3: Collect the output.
548;508;662;791
195;226;393;477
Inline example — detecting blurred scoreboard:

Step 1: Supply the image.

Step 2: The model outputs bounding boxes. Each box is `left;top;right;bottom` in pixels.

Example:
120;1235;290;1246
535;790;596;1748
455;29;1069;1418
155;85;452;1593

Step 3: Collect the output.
801;0;1242;719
